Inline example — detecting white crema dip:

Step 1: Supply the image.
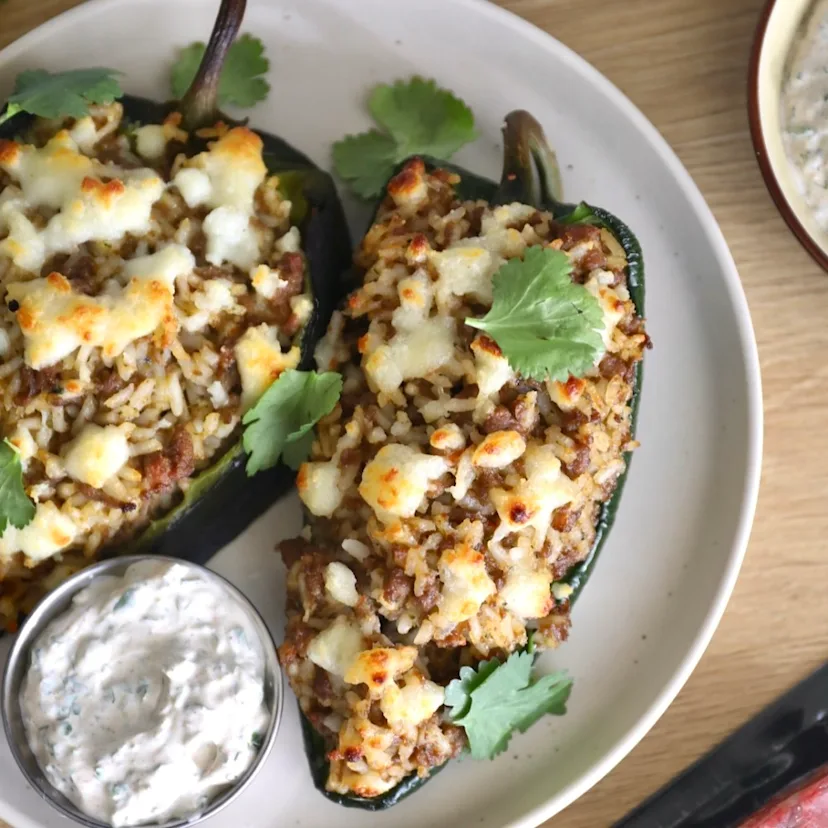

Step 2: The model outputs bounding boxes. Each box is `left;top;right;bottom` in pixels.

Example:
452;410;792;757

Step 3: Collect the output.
19;560;271;827
782;2;828;232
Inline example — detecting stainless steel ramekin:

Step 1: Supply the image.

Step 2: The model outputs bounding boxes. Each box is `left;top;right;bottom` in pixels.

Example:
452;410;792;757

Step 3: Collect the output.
1;554;283;828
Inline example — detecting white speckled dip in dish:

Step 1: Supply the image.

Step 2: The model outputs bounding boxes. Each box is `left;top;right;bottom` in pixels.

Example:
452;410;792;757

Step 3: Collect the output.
2;555;283;828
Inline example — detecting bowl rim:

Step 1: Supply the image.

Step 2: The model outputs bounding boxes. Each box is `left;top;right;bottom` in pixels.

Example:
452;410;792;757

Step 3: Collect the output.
747;0;828;271
1;554;284;828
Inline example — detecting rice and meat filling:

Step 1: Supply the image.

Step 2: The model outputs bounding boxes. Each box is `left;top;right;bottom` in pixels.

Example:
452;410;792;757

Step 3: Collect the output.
279;159;648;797
0;102;309;630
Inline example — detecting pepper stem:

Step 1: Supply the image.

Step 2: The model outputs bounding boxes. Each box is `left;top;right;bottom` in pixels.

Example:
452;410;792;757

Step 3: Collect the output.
178;0;247;130
497;110;564;208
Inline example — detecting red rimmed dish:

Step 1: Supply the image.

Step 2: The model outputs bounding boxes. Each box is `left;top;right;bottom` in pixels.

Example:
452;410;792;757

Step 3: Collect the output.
749;0;828;270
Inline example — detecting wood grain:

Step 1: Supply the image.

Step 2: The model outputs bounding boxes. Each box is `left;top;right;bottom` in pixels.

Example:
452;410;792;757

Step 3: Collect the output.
0;0;818;825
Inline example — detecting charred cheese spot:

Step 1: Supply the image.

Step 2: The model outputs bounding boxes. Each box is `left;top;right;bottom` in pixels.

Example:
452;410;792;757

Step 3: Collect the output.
343;646;417;696
472;430;526;469
429;423;466;452
387;158;428;214
548;375;587;411
6;245;192;369
490;444;580;550
359;444;447;523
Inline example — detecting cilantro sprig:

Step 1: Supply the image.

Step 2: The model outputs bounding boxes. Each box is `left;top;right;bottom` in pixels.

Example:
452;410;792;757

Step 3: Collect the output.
332;76;477;198
0;440;35;534
170;33;270;108
445;648;573;760
466;246;604;383
242;370;342;476
0;68;123;128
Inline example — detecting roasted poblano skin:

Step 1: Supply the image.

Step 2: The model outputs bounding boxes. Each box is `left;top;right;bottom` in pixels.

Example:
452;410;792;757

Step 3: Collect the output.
296;110;645;810
0;0;350;618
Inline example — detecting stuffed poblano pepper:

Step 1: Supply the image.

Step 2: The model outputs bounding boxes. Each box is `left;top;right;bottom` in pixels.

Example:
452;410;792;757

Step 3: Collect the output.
0;0;351;632
279;109;649;808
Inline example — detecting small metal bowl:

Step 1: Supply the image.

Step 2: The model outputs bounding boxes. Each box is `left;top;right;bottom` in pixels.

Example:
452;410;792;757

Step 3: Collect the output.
1;554;283;828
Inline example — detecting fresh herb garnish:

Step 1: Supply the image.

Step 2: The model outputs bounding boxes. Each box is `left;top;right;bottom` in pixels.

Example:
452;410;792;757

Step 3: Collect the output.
251;731;264;750
332;76;477;198
0;439;35;534
465;246;604;383
0;68;123;128
170;33;270;108
242;370;342;476
445;648;573;760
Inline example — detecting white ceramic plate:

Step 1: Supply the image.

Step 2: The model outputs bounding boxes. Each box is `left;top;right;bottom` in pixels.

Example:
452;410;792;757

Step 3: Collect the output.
0;1;762;826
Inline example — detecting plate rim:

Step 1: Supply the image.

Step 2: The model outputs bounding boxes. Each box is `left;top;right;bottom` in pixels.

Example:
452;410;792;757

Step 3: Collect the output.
0;1;764;826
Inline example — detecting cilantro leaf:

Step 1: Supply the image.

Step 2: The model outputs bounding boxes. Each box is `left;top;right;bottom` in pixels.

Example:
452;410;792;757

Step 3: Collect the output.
446;649;573;760
0;68;123;128
369;77;477;160
444;659;501;721
0;440;35;535
466;246;604;382
170;34;270;108
331;130;400;202
332;76;477;198
241;370;342;476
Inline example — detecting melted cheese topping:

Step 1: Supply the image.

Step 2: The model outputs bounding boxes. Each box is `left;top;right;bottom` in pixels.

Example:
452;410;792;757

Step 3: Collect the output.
429;423;466;452
379;673;445;728
0;170;165;273
234;324;300;409
324;562;359;607
172;127;266;212
306;617;364;678
0;132;97;209
363;271;457;394
364;317;456;395
63;424;130;489
297;460;343;517
203;205;262;270
250;264;287;300
472;430;526;469
134;125;168;162
7;245;192;369
429;246;496;311
435;542;497;625
585;273;626;352
501;564;554;618
358;444;448;523
343;646;417;696
471;335;515;398
490;444;579;550
0;502;77;563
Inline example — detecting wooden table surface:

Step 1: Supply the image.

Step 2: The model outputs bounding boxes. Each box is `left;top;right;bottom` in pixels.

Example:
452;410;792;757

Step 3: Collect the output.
0;0;820;825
